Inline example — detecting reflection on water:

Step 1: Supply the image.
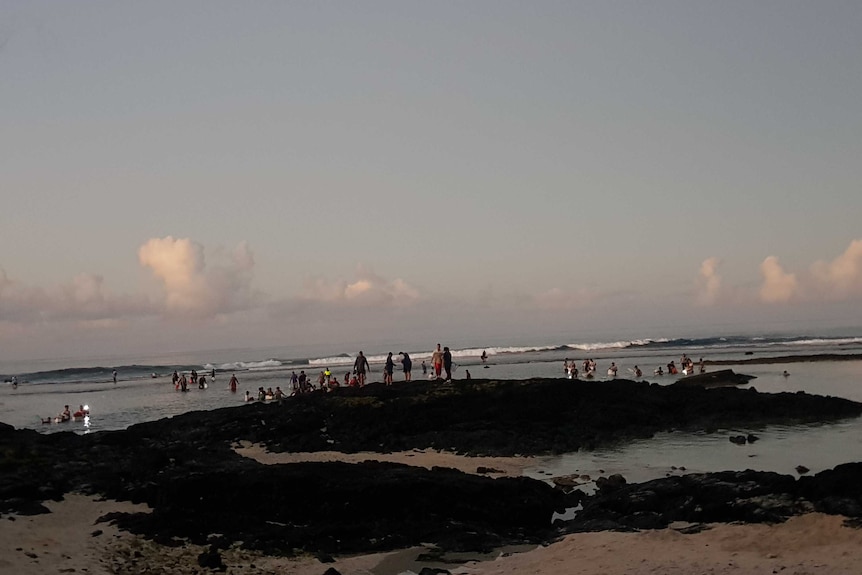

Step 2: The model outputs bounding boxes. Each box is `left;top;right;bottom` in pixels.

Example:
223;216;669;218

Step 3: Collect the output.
524;418;862;486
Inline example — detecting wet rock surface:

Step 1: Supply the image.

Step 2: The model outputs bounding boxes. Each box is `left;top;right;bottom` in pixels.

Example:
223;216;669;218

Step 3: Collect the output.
2;379;862;555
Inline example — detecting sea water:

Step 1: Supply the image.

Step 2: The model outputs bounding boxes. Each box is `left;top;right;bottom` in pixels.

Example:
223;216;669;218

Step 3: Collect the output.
1;331;861;484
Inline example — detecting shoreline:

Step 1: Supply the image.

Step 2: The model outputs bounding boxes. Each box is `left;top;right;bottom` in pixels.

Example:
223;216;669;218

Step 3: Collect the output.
705;352;862;365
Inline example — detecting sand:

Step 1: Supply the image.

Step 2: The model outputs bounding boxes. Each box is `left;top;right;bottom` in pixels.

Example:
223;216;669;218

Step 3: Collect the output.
4;449;862;575
233;440;545;477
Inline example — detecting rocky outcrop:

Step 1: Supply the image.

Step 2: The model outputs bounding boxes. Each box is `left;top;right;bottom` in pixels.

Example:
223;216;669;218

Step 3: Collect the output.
2;379;862;555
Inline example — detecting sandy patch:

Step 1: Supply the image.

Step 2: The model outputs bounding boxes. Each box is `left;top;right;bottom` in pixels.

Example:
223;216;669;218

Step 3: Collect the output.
3;494;861;574
0;493;149;575
454;513;862;575
233;441;542;477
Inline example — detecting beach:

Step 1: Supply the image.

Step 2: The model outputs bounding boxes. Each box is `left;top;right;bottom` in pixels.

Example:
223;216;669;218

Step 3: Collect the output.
3;334;862;574
5;486;862;575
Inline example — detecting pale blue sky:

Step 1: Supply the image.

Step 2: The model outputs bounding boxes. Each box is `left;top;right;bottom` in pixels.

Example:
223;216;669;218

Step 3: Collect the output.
2;1;861;360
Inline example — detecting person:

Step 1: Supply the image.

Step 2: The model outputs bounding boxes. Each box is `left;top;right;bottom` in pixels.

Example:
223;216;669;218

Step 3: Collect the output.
211;368;216;379
353;351;370;386
179;373;188;392
431;344;444;379
481;350;488;363
699;358;706;374
73;405;88;418
11;375;17;389
190;370;198;386
608;362;618;377
172;371;179;387
783;370;790;377
244;390;253;402
655;366;664;376
324;367;332;385
199;374;207;389
291;371;299;392
274;386;284;401
344;372;350;386
564;358;570;376
634;365;642;378
465;369;472;380
421;360;427;375
399;352;412;381
258;387;266;401
443;346;453;382
60;405;71;422
298;370;308;392
112;370;118;384
317;371;326;390
384;352;395;385
570;365;579;379
229;374;239;393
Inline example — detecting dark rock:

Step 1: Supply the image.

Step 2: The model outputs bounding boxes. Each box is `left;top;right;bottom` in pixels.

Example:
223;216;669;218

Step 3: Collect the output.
322;569;342;575
197;547;226;571
796;465;810;475
595;474;627;493
746;434;759;443
3;378;862;557
90;529;103;537
674;369;756;388
476;466;502;474
418;568;451;575
729;435;747;445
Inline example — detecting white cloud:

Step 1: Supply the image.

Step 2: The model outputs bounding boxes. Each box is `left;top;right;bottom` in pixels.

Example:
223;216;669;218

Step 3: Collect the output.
301;264;419;307
695;257;723;306
138;237;257;318
758;256;799;303
810;239;862;299
0;268;152;323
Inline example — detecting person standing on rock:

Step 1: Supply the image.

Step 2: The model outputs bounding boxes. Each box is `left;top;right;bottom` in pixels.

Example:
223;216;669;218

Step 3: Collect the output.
443;346;453;382
431;344;444;380
354;351;370;386
399;352;412;381
384;352;395;385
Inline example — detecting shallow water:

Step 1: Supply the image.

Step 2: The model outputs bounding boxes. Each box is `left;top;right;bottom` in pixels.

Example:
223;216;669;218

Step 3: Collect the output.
2;342;862;487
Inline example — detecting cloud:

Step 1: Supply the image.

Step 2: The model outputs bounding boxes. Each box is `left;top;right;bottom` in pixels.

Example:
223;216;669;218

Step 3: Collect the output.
695;257;723;306
138;237;257;318
810;239;862;300
301;264;419;307
759;256;799;303
0;268;152;323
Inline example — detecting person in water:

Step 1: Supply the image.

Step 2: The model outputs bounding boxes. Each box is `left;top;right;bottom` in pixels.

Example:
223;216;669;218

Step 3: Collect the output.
229;374;239;393
481;350;488;363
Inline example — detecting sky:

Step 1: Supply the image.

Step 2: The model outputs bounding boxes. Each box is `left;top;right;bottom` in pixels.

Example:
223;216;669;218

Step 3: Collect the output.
2;1;862;361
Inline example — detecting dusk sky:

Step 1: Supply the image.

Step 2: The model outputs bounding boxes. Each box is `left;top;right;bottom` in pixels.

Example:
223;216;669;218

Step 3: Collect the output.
2;2;861;361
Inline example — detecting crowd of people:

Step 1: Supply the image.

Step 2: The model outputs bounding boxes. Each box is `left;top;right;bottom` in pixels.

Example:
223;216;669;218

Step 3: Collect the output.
157;347;716;406
563;354;707;380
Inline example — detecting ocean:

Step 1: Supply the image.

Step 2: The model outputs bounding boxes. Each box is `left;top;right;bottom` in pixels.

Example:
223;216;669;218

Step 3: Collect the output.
2;330;862;486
